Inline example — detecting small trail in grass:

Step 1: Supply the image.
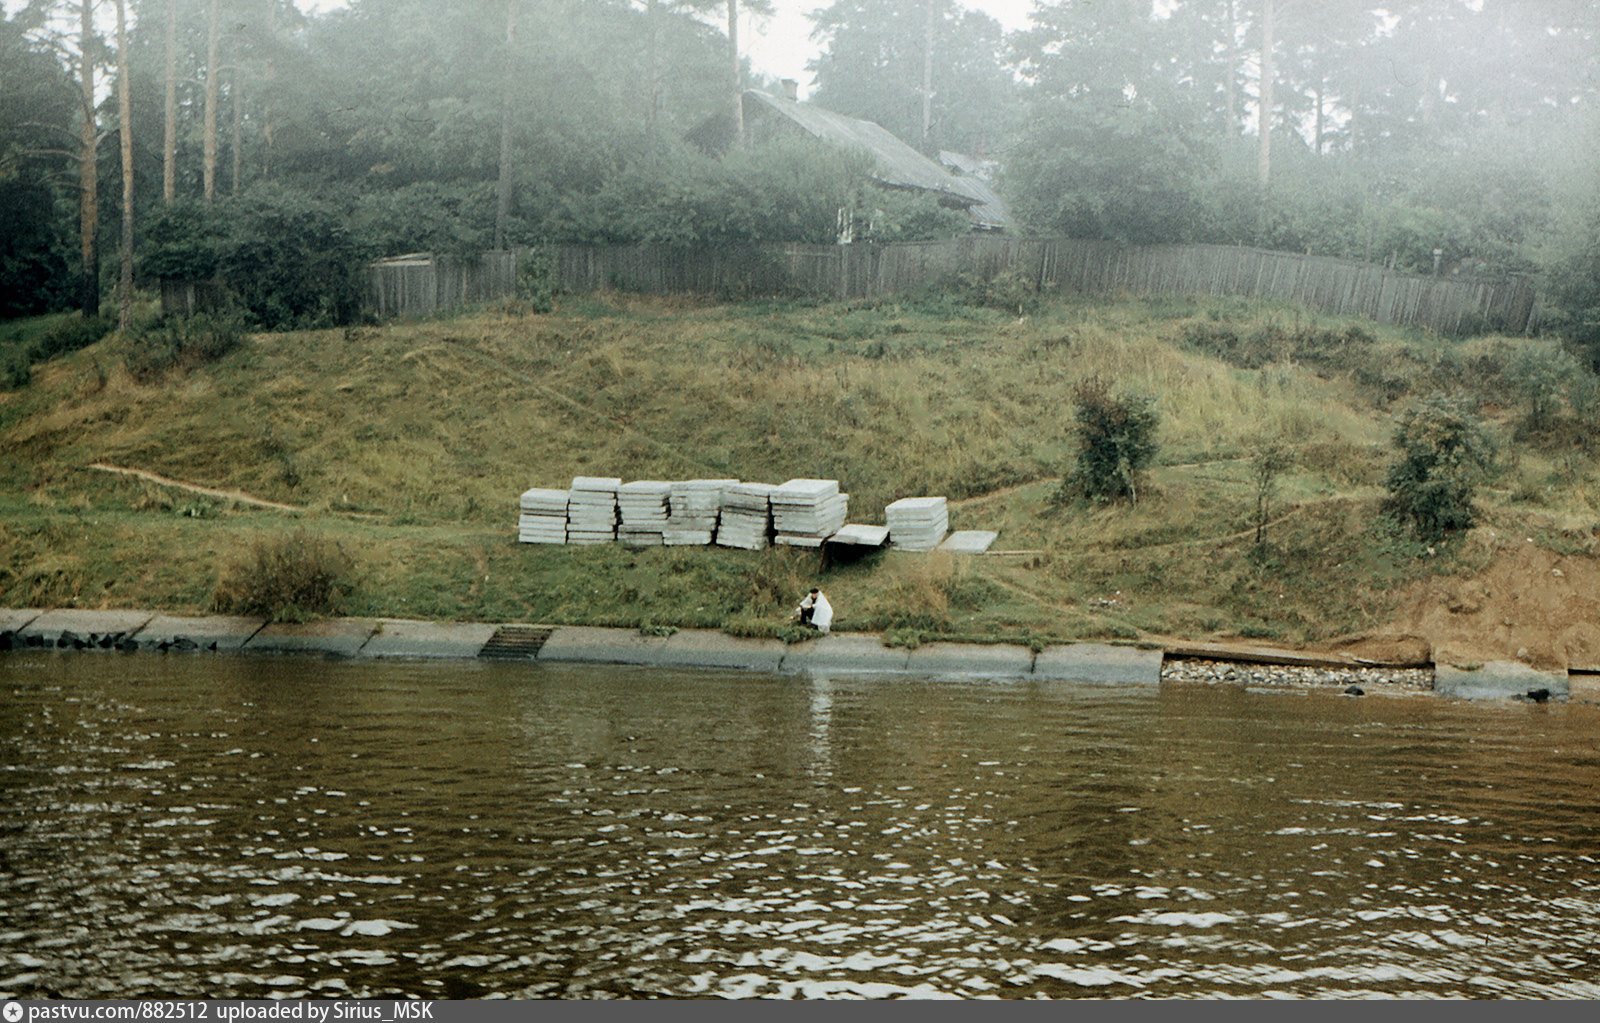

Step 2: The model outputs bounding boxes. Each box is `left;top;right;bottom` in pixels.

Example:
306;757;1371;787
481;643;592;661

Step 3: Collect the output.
87;463;306;513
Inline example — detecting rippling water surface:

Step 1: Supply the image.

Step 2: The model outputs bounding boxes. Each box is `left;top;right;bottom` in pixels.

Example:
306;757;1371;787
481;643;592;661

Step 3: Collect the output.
2;653;1599;999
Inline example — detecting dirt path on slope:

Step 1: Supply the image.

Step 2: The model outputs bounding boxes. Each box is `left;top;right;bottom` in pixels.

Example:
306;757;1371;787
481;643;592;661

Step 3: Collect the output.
87;463;306;513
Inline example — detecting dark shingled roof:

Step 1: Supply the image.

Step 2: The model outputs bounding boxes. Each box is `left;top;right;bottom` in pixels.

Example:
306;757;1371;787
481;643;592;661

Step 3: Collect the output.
743;91;1014;232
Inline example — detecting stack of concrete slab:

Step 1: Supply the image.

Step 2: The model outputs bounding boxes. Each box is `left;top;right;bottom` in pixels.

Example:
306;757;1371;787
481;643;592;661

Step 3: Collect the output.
665;479;734;545
886;496;949;551
518;487;570;545
567;476;621;544
717;482;776;550
772;478;849;547
617;480;671;547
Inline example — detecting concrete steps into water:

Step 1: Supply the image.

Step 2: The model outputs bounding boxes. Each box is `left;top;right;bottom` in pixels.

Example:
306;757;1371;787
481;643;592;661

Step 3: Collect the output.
0;607;1576;699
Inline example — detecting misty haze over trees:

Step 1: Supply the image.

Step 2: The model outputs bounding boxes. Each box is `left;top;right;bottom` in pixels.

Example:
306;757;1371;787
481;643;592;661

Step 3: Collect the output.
3;0;1600;356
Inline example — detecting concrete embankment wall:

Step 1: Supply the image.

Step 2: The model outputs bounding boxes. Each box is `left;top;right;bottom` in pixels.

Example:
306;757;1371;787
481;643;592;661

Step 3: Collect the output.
0;608;1582;701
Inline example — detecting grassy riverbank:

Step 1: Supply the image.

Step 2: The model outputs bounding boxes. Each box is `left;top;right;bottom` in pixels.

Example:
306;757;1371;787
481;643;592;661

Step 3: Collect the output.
3;290;1598;661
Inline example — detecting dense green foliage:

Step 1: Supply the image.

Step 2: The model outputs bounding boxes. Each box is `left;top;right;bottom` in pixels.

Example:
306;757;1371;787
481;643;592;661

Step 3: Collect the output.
1;313;113;388
808;0;1017;158
1061;376;1161;505
1;0;1599;340
1384;394;1497;541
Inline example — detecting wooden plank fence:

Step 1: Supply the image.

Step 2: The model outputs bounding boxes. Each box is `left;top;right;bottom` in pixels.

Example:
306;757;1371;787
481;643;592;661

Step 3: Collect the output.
367;237;1544;335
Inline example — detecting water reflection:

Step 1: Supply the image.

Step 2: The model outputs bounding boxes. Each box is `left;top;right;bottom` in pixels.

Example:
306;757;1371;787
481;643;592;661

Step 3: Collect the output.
1;654;1598;998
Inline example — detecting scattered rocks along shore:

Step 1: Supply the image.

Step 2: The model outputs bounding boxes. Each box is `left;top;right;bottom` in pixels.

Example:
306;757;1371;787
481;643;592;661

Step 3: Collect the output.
1162;658;1434;693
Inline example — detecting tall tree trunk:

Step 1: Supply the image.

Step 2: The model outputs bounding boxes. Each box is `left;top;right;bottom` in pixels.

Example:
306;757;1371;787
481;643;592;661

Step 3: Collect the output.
203;0;219;203
231;65;243;193
1222;0;1238;138
261;0;275;181
116;0;133;329
162;0;176;202
1257;0;1274;187
494;0;518;251
647;0;661;131
1314;75;1324;157
728;0;742;148
78;0;100;318
921;0;934;147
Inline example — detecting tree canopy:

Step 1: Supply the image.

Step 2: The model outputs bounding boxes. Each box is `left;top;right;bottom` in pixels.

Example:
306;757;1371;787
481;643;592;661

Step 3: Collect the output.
0;0;1597;335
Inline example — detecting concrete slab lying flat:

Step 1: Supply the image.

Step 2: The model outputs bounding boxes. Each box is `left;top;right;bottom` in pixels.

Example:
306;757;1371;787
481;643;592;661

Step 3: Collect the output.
906;641;1034;678
1570;674;1600;705
1434;661;1568;701
1034;643;1163;685
0;609;42;637
17;609;156;650
659;629;787;672
779;633;912;674
132;614;267;652
830;524;889;547
244;618;378;659
536;626;674;665
938;531;998;554
360;619;497;659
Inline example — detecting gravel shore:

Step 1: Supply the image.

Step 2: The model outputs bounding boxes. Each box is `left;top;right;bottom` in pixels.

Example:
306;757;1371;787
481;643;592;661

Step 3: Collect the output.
1162;658;1434;694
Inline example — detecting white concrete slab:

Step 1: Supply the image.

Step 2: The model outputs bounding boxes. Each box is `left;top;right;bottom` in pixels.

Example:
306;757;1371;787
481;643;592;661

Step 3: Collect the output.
244;619;379;658
939;531;998;553
19;609;157;649
906;642;1035;678
1434;661;1567;701
0;609;43;634
779;633;912;673
536;626;674;665
830;524;889;546
1034;643;1164;684
360;619;498;659
133;614;267;652
658;629;787;672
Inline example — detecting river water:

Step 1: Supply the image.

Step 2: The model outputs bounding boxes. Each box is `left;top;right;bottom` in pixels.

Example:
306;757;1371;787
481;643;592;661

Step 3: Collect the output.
2;653;1598;999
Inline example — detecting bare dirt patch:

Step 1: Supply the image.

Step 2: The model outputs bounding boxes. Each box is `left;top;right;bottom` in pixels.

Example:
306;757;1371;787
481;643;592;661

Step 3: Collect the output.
1349;530;1600;671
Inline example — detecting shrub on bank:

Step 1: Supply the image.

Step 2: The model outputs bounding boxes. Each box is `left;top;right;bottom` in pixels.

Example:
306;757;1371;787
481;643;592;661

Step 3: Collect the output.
1384;393;1497;541
212;530;355;622
1058;376;1160;505
123;310;246;382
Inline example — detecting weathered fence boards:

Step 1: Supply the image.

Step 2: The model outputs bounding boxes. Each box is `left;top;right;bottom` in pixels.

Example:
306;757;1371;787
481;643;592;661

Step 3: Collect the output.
159;279;230;318
368;238;1542;335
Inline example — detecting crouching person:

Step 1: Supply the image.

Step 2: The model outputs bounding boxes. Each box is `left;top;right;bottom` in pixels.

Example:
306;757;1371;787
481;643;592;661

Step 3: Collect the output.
796;587;833;634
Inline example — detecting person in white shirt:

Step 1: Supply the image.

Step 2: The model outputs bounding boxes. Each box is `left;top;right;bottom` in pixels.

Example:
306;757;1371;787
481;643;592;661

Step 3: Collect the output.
796;588;832;633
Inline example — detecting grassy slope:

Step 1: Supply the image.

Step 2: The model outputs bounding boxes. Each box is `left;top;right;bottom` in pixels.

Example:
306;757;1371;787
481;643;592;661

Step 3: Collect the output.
2;291;1596;648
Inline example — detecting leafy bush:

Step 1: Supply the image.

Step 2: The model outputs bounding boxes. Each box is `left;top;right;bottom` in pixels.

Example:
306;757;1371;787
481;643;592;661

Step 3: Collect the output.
211;530;355;622
0;313;113;388
2;348;31;389
140;186;364;330
1549;235;1600;370
1505;340;1580;434
1383;393;1497;541
123;310;246;382
137;200;226;281
961;267;1041;317
34;313;113;361
0;178;73;318
1058;375;1160;505
1179;320;1280;369
1008;97;1209;244
1250;441;1295;543
517;248;558;313
223;186;366;329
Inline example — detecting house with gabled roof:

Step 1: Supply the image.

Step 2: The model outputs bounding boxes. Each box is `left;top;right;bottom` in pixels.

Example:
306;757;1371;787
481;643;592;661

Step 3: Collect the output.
690;87;1014;234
